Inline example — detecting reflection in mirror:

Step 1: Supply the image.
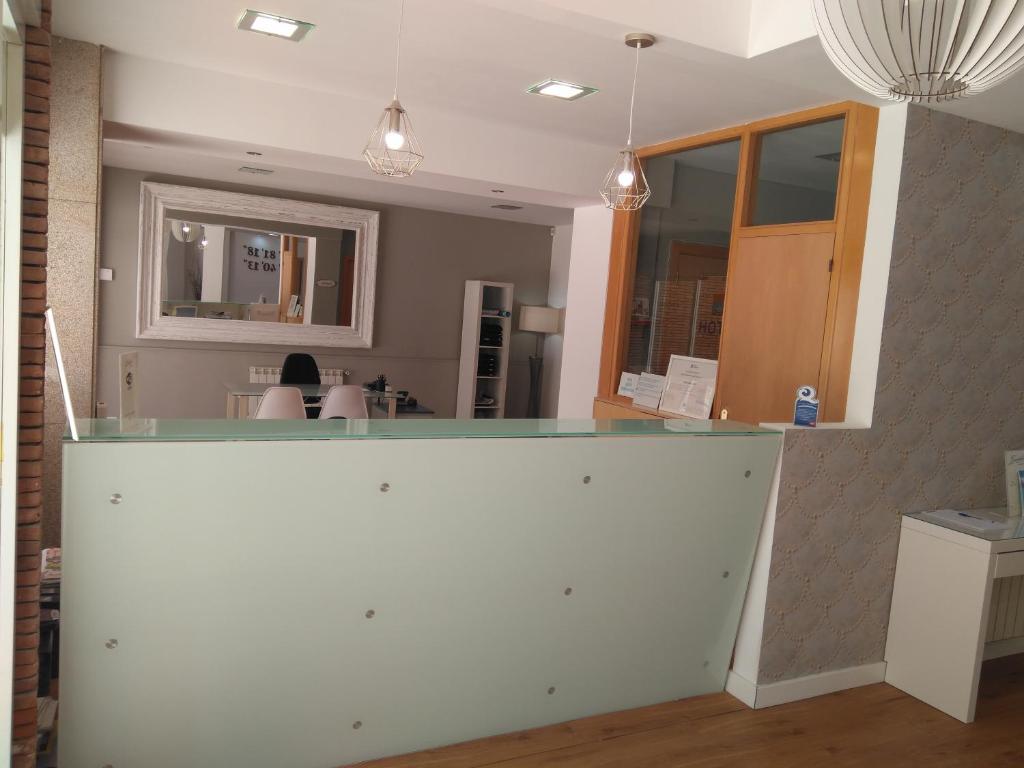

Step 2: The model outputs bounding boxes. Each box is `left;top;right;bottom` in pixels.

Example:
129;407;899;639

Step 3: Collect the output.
161;217;357;327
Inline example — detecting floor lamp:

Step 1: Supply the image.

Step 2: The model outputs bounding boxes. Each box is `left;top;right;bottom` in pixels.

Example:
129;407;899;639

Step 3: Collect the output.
519;306;561;418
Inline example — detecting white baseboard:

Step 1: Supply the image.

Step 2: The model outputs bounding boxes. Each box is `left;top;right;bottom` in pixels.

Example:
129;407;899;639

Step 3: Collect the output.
726;662;887;709
983;636;1024;661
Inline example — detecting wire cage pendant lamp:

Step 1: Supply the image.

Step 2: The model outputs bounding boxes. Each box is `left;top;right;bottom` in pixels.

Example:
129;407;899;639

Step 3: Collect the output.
601;33;655;211
812;0;1024;103
364;0;424;177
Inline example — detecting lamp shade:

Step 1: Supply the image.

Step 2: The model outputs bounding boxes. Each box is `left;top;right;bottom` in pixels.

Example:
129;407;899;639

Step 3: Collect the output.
519;306;560;334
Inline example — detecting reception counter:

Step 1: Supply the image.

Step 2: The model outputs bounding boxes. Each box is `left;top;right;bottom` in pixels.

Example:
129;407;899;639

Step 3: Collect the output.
60;418;781;768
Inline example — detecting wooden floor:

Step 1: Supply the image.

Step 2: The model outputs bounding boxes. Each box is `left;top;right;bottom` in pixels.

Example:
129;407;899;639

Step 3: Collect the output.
349;656;1024;767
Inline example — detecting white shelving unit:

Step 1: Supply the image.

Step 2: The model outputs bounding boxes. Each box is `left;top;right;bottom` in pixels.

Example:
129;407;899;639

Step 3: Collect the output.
456;280;513;418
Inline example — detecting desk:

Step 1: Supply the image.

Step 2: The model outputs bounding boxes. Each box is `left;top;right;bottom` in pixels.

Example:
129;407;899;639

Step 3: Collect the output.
885;508;1024;722
223;382;402;419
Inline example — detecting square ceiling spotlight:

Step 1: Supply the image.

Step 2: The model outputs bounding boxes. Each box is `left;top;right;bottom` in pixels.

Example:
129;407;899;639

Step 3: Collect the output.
527;79;598;101
237;10;315;41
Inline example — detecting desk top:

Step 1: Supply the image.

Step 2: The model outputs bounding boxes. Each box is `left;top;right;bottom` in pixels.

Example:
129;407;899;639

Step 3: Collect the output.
67;418;781;443
905;508;1024;549
224;383;401;399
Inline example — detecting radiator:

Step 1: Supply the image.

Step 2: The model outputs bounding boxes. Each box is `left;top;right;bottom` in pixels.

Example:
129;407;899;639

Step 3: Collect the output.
987;576;1024;642
248;366;350;385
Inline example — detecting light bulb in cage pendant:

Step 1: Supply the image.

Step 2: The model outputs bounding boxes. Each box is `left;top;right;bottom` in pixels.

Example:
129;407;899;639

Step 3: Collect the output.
601;33;655;212
182;223;191;234
364;0;423;177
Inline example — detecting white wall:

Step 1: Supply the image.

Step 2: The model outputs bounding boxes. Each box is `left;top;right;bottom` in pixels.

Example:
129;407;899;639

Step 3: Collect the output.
556;204;614;418
843;104;908;426
541;223;572;418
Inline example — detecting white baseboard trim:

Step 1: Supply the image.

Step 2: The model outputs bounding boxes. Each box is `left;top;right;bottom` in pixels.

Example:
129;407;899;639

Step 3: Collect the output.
983;636;1024;661
726;662;887;710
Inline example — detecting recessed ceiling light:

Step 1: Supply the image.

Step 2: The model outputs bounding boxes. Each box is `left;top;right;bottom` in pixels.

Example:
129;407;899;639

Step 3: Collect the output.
238;166;274;175
237;10;314;41
491;204;524;211
527;79;598;101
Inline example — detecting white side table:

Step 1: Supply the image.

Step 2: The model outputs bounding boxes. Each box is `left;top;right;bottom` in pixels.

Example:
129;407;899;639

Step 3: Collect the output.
884;508;1024;722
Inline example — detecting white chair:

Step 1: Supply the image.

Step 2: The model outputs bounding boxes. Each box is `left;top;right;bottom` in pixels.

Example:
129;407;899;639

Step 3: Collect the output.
253;386;307;419
318;385;369;420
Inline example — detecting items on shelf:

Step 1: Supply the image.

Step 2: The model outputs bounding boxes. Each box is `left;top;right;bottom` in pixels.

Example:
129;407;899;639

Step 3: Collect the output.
481;308;511;317
479;322;503;347
475;394;496;407
477;352;499;376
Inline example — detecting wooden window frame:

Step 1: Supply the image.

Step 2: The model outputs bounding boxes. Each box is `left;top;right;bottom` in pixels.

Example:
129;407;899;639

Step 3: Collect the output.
596;101;878;423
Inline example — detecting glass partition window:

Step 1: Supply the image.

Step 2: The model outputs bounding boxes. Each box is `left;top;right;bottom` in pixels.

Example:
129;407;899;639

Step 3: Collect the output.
748;117;845;227
626;140;740;376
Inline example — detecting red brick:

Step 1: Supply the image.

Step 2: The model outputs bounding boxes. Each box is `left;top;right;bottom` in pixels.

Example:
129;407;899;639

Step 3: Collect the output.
23;78;49;99
19;378;42;395
16;506;40;525
14;602;38;620
21;282;45;300
16;527;41;547
12;706;35;726
21;178;46;198
18;443;42;460
18;364;42;379
12;675;36;695
24;26;49;46
15;584;39;603
23;145;48;164
25;61;50;83
25;43;50;66
22;163;46;183
18;396;42;412
17;411;41;430
20;250;45;267
16;552;40;570
23;112;48;132
16;478;41;494
22;198;46;216
22;128;48;150
22;233;46;250
20;298;45;314
14;632;38;651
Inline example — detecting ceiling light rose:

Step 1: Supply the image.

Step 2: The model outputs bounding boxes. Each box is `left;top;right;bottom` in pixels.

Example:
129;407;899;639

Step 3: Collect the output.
601;33;654;211
364;0;423;177
812;0;1024;103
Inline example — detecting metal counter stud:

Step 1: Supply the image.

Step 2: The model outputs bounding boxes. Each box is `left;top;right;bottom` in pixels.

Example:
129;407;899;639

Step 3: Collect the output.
547;686;556;695
380;482;390;493
105;639;118;649
564;587;573;596
109;493;122;504
365;609;375;619
583;475;591;484
352;720;362;730
744;470;751;478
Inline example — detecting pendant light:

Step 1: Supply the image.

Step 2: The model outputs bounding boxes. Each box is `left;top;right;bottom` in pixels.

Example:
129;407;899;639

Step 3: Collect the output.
812;0;1024;103
601;33;655;211
364;0;424;177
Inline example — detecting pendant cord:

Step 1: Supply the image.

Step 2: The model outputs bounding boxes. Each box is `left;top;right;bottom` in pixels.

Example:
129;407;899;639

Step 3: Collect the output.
393;0;405;101
626;40;640;148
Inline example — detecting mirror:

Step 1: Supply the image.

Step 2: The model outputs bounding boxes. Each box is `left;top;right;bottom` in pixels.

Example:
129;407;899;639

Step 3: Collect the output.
138;183;379;347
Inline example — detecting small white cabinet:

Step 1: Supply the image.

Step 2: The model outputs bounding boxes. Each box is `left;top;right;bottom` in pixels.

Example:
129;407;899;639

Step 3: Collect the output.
884;508;1024;722
456;280;513;419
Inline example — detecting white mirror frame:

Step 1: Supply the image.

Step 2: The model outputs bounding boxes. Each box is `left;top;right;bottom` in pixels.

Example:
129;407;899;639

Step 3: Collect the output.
137;182;379;348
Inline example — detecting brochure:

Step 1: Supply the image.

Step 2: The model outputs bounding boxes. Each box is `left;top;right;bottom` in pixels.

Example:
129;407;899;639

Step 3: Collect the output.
632;372;667;410
658;355;718;419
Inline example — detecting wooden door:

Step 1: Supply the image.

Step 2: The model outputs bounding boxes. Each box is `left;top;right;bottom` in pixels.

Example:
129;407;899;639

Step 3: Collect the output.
715;232;834;424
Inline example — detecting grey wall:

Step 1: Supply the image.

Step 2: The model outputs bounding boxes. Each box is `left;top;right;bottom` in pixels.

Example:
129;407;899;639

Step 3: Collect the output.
42;38;102;548
758;106;1024;682
98;168;555;420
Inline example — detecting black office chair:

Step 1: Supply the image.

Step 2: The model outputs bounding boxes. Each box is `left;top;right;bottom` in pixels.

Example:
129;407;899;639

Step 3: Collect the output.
280;353;321;418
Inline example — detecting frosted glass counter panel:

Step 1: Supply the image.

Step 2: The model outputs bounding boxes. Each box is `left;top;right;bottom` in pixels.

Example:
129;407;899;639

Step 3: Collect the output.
61;432;781;767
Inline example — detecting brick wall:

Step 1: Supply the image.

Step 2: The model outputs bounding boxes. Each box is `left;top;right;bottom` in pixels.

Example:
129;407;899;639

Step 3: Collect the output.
13;2;51;764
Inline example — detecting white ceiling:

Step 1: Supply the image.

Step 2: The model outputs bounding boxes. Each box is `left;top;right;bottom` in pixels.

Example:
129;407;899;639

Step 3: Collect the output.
52;0;1024;224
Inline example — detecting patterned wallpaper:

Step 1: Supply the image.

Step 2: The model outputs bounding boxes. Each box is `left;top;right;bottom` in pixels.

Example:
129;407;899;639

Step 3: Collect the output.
758;105;1024;683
